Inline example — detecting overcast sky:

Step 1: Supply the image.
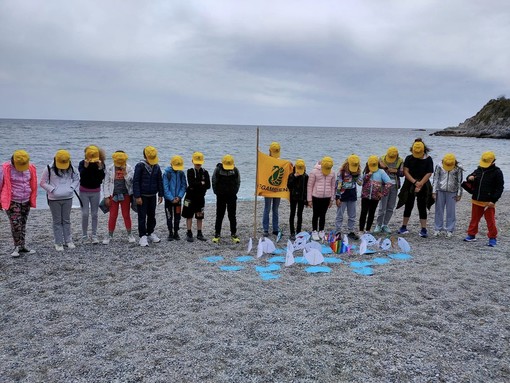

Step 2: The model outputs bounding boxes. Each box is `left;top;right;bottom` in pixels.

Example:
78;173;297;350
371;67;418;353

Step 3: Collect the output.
1;0;509;128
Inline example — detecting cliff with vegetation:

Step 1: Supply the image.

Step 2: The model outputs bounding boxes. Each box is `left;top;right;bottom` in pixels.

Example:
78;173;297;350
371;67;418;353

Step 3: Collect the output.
431;97;510;139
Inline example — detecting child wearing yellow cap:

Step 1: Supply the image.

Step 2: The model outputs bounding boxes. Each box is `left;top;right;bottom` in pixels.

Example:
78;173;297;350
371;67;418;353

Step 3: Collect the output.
464;151;504;247
263;142;282;237
431;154;463;238
163;155;187;241
397;138;434;238
182;151;211;242
102;150;135;244
133;146;164;247
307;156;336;241
374;146;404;234
211;154;241;244
335;155;362;240
0;150;38;257
359;156;393;233
287;159;308;240
78;145;106;244
40;150;80;251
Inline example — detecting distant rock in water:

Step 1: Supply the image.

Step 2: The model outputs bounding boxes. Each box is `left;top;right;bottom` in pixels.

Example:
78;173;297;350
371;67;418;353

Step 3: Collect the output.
431;97;510;139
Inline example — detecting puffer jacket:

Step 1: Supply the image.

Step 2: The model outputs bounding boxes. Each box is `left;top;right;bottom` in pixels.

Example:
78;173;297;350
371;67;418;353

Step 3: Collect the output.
468;164;504;203
0;163;38;208
40;164;80;201
163;166;187;201
307;163;336;201
432;164;463;197
361;169;393;200
103;163;134;197
132;160;164;198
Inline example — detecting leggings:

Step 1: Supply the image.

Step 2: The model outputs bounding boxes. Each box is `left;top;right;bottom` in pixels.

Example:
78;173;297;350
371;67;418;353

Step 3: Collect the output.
359;198;380;232
6;201;30;247
312;197;330;231
80;190;100;236
403;188;428;220
289;199;305;235
108;194;132;233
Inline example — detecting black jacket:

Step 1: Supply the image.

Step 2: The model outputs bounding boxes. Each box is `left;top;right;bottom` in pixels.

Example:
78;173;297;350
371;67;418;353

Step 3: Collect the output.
186;167;211;199
212;164;240;197
78;160;105;189
287;171;308;202
468;164;504;203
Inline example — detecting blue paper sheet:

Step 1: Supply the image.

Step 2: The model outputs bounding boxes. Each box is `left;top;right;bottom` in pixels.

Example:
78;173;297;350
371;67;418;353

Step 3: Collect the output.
259;272;281;280
370;257;391;265
235;256;254;262
352;267;374;275
255;264;281;273
219;265;244;271
204;256;224;263
323;257;343;264
272;248;284;255
350;261;373;268
294;256;307;264
321;245;333;254
305;266;332;273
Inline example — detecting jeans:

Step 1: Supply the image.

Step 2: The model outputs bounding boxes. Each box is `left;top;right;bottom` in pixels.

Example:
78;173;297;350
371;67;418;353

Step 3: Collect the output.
335;200;357;233
263;197;280;233
376;184;398;226
137;195;157;237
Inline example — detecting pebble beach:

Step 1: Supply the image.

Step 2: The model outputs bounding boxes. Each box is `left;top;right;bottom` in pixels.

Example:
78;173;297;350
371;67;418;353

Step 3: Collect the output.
1;195;509;382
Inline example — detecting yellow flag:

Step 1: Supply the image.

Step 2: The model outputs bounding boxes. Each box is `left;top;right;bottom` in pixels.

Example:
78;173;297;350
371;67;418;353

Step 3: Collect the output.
256;151;293;199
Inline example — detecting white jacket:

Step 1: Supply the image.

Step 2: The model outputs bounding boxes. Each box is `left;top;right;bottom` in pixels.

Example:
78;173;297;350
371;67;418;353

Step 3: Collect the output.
40;165;80;201
103;163;134;197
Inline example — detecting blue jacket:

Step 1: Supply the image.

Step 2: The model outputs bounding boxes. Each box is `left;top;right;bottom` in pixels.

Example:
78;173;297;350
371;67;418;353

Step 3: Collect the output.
163;166;187;201
133;161;163;198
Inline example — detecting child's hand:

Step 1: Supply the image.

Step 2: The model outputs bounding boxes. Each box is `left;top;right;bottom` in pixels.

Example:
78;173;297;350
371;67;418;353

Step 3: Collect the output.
335;199;341;207
432;193;436;200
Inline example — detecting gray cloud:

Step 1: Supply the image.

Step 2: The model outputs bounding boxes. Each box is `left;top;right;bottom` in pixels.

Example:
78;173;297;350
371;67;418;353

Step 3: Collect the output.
1;0;509;128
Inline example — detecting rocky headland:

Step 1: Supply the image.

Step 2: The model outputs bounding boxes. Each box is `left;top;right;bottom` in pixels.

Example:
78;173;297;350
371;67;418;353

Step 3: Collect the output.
431;97;510;138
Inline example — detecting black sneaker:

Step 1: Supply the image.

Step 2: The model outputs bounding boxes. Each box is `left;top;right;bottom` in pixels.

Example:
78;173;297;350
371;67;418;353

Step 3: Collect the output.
167;234;174;241
197;232;206;241
272;231;279;236
186;232;194;242
173;232;181;241
290;233;296;241
263;232;269;237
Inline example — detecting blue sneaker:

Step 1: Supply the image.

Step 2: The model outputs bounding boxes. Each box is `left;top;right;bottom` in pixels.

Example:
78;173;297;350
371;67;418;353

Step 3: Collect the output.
419;228;428;238
487;238;497;247
398;226;409;234
464;235;476;242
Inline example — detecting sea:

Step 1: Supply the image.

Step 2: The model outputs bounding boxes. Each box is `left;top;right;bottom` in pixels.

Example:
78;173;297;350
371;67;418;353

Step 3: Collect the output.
1;118;508;209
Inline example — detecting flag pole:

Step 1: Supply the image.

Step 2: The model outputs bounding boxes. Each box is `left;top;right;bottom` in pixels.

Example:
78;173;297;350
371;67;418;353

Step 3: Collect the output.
253;126;260;239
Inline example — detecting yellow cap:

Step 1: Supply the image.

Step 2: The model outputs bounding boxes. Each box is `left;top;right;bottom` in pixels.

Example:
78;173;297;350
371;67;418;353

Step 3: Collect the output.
386;146;398;162
479;151;495;168
347;154;360;173
171;155;184;171
269;142;280;157
55;150;71;170
85;145;100;163
295;159;305;175
367;155;379;172
412;141;425;159
192;151;204;165
222;154;235;170
321;156;334;175
112;151;128;167
12;150;30;172
144;146;159;165
442;153;456;171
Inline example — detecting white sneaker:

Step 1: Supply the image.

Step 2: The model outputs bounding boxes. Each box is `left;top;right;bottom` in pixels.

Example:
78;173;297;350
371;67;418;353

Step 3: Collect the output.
66;242;76;249
319;230;325;240
102;237;111;245
446;231;453;238
312;230;320;241
373;225;382;234
11;246;20;257
148;233;161;243
91;235;99;244
127;234;136;243
82;235;89;242
55;244;64;251
433;230;441;237
139;235;149;247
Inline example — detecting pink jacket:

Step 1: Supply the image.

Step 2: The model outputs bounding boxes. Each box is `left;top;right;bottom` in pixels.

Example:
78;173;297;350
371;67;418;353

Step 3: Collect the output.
0;163;38;208
307;163;336;202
